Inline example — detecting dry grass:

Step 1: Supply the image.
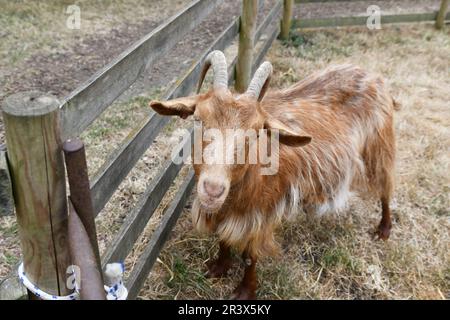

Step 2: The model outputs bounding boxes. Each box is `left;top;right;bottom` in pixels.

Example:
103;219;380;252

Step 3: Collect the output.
0;0;190;144
0;0;187;69
1;22;449;300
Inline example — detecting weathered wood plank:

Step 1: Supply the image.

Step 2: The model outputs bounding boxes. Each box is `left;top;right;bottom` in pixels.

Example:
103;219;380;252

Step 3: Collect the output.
169;16;240;95
293;12;450;29
255;0;283;43
90;18;239;216
101;132;191;267
90;114;169;215
126;170;195;299
2;92;71;297
295;0;369;3
60;0;221;140
0;145;13;216
253;24;280;74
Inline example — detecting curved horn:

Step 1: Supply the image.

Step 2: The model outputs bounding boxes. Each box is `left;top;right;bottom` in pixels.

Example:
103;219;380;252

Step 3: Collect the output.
197;50;229;93
245;61;273;101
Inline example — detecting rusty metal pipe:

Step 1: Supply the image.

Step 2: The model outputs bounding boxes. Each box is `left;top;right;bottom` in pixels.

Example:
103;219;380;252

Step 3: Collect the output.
68;201;106;300
63;138;102;277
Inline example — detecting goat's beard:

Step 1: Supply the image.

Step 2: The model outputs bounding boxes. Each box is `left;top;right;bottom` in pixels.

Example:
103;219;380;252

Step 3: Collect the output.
191;198;216;234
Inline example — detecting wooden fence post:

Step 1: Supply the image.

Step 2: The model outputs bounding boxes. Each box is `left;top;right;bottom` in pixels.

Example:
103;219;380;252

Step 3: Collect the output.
2;91;71;298
280;0;294;40
436;0;449;29
235;0;258;93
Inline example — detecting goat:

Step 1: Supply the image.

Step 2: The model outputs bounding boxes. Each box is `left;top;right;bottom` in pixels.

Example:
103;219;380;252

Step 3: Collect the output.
150;50;398;299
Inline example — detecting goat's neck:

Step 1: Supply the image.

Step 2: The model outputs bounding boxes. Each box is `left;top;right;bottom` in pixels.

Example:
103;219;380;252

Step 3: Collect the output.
228;153;296;214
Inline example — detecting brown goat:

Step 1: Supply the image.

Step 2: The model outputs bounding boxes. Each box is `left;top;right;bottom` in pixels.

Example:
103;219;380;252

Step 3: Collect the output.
150;50;398;299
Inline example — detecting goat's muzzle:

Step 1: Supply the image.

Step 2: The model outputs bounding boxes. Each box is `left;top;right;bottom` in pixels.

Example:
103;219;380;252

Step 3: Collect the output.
197;172;230;213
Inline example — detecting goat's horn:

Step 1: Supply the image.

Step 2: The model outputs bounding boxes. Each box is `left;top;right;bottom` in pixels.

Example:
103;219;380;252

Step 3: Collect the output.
245;61;273;101
197;50;228;93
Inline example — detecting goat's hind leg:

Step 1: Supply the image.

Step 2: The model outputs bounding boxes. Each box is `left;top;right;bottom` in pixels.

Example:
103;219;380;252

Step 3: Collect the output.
373;168;394;240
206;241;233;278
373;157;395;241
367;118;396;241
375;196;392;240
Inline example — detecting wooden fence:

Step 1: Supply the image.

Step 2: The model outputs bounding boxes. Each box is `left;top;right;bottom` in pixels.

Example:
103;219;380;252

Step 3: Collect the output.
0;0;448;300
294;0;450;29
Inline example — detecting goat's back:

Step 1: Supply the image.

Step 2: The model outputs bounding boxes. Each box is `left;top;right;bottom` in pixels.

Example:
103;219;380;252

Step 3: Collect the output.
260;64;396;213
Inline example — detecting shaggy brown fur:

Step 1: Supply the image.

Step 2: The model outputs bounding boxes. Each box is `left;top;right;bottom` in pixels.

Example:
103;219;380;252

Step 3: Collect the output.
150;63;398;300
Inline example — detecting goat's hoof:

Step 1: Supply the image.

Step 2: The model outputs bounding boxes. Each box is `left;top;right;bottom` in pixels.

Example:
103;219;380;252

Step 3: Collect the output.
230;284;257;300
374;223;391;241
206;260;232;278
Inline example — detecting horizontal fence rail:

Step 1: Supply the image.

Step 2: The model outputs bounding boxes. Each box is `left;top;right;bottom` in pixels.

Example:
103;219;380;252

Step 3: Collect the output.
170;16;240;94
60;0;221;140
295;0;380;3
255;0;283;43
126;170;196;299
293;12;450;28
90;114;169;215
101;131;192;267
254;23;280;74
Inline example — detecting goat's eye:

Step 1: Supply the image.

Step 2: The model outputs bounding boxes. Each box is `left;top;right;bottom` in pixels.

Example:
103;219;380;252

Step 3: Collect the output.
193;115;201;122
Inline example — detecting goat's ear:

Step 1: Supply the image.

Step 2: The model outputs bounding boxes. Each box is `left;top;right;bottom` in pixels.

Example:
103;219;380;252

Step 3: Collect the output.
149;96;197;119
264;118;312;147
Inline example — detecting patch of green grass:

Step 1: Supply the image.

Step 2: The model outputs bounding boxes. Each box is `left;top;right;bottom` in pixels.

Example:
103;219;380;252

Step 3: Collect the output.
85;126;111;140
3;252;19;266
166;256;212;296
281;31;312;48
258;261;297;299
0;223;17;238
321;247;361;273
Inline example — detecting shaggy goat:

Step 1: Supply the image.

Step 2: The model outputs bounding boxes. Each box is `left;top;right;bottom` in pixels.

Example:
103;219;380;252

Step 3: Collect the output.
150;50;398;299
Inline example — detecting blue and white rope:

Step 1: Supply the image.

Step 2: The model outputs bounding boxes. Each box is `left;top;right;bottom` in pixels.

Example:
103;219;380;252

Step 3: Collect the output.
104;279;127;300
18;262;127;300
18;263;78;300
104;262;128;300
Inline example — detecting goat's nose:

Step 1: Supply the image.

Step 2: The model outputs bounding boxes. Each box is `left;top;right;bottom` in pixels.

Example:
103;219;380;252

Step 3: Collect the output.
203;180;225;198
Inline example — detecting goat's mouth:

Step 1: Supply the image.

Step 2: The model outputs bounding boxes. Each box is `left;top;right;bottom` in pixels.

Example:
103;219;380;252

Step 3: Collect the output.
197;195;225;214
196;188;229;214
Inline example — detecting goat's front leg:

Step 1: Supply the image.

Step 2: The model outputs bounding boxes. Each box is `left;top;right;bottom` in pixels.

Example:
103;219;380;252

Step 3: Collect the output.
231;251;257;300
206;241;233;278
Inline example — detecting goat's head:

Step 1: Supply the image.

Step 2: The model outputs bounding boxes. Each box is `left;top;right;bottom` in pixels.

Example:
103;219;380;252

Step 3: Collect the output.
150;51;311;213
